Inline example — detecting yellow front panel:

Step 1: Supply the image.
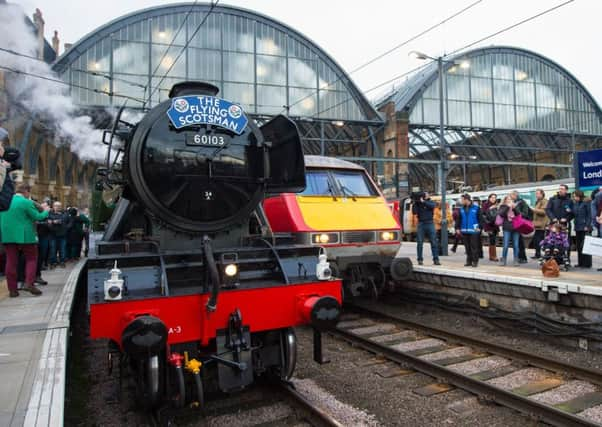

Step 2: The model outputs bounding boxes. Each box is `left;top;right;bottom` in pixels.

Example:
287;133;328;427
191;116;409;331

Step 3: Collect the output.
297;196;398;230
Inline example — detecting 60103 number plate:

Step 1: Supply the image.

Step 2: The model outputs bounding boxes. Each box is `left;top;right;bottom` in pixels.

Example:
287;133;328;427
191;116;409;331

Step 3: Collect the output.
186;133;231;147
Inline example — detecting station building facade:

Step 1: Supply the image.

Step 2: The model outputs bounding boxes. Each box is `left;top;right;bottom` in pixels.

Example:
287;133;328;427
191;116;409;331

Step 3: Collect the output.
376;46;602;196
0;3;96;206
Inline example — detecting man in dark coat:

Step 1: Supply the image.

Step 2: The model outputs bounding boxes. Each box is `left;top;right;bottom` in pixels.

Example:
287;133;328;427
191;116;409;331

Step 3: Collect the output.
48;201;72;268
412;192;441;266
455;194;482;267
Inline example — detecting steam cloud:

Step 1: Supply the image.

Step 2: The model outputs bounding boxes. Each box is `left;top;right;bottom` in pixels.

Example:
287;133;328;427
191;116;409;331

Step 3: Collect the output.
0;3;106;161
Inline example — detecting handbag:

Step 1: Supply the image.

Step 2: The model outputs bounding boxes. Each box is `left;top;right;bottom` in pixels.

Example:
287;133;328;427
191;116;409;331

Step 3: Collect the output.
512;214;534;235
495;214;504;226
542;258;560;278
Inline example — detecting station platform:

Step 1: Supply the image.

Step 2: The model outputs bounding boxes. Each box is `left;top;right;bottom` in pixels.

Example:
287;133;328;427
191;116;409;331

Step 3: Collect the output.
398;241;602;296
0;261;83;427
395;242;602;337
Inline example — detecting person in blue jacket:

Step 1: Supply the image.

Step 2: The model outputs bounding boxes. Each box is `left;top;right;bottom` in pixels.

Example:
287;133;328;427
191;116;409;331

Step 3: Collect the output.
412;191;441;266
455;194;482;267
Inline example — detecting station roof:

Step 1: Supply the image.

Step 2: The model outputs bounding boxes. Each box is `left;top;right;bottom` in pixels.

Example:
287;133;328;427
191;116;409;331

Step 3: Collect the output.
52;2;380;123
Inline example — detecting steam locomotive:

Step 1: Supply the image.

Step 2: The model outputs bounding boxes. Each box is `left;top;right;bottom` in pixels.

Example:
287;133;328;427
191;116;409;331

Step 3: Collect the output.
83;81;342;409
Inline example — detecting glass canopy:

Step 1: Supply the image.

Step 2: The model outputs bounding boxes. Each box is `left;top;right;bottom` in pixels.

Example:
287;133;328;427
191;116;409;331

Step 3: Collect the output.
405;48;602;135
53;3;373;122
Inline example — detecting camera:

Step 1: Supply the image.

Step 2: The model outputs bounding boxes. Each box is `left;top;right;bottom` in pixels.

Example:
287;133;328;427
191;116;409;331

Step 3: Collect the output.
411;191;426;203
3;147;21;171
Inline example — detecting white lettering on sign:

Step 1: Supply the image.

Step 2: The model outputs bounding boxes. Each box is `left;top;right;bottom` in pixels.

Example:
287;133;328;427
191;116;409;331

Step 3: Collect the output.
193;134;225;145
168;326;182;334
178;113;240;132
583;169;602;180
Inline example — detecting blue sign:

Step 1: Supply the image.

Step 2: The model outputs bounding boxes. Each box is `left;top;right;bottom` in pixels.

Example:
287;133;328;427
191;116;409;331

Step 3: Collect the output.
577;148;602;188
166;95;248;134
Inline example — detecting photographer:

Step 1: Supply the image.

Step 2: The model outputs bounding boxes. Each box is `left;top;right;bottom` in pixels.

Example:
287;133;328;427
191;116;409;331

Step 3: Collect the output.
412;191;441;266
0;127;20;211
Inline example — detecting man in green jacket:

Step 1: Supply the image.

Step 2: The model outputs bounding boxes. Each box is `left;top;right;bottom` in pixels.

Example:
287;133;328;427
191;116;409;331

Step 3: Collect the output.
2;183;50;297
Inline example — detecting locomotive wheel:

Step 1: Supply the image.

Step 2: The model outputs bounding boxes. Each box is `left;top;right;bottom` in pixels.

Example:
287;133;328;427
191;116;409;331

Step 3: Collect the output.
271;328;297;381
134;355;164;409
363;277;379;301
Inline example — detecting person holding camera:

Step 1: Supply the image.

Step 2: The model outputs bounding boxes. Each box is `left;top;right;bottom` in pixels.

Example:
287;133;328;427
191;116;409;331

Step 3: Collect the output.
412;192;441;266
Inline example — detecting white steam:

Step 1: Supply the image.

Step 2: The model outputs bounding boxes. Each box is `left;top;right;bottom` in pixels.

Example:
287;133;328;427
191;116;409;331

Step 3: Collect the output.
0;3;106;161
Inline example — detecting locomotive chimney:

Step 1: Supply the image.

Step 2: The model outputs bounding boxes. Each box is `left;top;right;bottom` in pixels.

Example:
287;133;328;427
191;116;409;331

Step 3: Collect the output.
168;81;219;98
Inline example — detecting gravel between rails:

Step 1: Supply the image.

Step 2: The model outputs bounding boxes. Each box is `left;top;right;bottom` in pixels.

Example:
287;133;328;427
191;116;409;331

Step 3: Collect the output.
486;367;550;390
530;380;597;405
448;355;512;376
579;404;602;423
370;330;417;343
291;378;380;427
419;346;473;362
348;323;398;335
204;402;293;427
391;337;445;352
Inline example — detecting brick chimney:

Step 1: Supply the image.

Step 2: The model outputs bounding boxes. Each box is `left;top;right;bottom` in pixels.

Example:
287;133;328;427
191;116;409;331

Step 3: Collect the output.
32;8;45;60
52;30;60;56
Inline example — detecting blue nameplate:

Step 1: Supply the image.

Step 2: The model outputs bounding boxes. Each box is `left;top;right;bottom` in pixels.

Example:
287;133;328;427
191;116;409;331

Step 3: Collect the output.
166;95;248;135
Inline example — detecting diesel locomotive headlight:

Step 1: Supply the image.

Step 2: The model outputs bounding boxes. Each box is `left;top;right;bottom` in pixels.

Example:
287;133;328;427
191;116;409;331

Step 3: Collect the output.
380;231;398;241
224;263;238;277
310;232;339;245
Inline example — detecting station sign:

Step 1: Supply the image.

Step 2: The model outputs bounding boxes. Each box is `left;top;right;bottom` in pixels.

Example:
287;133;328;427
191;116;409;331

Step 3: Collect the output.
577;148;602;189
167;95;248;134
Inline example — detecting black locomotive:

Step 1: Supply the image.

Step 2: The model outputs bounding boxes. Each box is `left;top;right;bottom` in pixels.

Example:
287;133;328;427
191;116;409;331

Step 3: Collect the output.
83;82;342;410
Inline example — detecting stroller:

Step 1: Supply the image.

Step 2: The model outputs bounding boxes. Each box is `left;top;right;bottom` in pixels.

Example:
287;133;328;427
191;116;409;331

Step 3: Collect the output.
539;223;570;272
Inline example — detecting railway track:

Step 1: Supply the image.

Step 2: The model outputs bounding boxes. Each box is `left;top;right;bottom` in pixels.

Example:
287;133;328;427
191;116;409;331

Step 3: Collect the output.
331;302;602;427
147;380;343;427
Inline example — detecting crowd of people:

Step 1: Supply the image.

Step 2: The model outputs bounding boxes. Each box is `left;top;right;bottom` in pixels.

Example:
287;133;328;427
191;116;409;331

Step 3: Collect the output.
0;124;90;298
1;188;90;297
414;184;602;271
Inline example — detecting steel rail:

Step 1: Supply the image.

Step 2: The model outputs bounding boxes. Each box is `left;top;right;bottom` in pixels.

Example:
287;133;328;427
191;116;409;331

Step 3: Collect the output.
276;381;344;427
331;325;598;427
348;303;602;386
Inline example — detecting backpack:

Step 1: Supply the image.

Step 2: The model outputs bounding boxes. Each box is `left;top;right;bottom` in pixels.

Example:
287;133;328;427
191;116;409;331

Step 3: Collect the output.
0;176;15;211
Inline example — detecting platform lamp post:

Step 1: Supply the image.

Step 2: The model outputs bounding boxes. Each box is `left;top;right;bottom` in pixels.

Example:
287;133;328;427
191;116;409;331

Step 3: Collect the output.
409;51;469;256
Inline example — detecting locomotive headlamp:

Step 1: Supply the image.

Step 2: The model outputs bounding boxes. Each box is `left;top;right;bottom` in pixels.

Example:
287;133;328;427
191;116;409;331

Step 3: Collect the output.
381;231;394;241
104;261;124;301
310;232;339;245
224;263;238;277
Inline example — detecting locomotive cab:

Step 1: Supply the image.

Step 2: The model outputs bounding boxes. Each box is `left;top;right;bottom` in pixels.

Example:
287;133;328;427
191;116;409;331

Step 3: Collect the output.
85;82;342;409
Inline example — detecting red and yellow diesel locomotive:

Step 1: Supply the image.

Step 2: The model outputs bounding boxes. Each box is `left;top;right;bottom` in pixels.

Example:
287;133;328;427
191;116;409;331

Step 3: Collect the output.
83;82;341;409
264;156;413;300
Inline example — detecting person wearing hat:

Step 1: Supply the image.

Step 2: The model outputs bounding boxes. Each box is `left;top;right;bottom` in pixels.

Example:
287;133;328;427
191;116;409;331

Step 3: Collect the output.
455;194;482;267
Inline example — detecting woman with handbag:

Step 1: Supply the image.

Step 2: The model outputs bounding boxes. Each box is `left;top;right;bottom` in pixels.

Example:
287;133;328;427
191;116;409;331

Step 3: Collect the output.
481;193;499;262
497;196;520;266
